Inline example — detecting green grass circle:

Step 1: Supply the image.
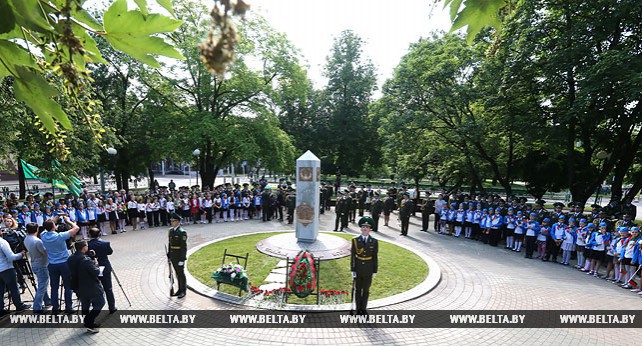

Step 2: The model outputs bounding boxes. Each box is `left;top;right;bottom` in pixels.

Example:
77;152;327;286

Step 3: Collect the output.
188;232;429;304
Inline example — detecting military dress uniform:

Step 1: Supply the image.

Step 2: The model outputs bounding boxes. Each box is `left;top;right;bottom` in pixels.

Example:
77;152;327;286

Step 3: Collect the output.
351;217;378;315
399;194;414;236
369;193;383;232
334;192;347;232
168;213;188;298
285;191;296;224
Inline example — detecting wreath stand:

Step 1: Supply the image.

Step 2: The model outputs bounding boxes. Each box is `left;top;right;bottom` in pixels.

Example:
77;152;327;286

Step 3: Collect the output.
215;249;249;296
284;254;320;304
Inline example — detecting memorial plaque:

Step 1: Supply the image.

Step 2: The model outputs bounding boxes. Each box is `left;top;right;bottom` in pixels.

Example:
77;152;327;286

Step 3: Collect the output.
298;167;313;181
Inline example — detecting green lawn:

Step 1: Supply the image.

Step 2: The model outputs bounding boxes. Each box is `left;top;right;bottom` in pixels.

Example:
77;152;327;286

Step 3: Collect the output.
187;232;429;304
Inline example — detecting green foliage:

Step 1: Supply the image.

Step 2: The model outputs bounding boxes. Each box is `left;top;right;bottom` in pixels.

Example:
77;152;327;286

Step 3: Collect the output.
141;2;299;188
321;30;378;175
442;0;514;43
0;0;184;159
103;0;184;68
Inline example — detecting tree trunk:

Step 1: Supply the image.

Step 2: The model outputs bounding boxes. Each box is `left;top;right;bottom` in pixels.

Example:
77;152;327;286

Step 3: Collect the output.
148;167;155;188
18;157;26;199
115;172;122;191
623;170;642;202
121;171;130;191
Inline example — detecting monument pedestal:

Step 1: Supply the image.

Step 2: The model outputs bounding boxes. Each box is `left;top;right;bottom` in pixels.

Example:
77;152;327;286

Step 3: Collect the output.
256;232;351;260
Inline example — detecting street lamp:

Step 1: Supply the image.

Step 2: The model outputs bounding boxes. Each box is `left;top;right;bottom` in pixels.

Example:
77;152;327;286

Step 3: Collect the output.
100;147;118;193
193;149;200;189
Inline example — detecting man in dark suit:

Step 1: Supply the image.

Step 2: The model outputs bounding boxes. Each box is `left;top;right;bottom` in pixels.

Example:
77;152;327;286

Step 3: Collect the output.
68;241;104;333
87;228;116;314
351;216;378;315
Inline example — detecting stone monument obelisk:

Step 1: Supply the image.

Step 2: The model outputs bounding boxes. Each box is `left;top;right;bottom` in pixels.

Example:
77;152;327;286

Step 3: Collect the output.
295;150;320;243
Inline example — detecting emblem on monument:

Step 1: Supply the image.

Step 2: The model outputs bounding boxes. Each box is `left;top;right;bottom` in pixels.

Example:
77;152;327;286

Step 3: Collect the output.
316;167;321;181
296;202;314;226
299;167;313;181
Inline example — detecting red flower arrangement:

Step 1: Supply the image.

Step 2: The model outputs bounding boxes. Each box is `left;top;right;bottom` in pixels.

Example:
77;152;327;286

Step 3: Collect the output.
288;250;317;298
318;289;350;305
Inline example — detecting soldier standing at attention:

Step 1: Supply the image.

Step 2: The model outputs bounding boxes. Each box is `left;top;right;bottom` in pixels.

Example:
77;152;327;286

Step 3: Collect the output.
286;189;296;224
399;192;414;236
421;193;434;232
167;213;188;298
334;191;347;232
351;216;378;316
369;192;383;232
358;185;367;217
383;192;396;227
349;185;358;223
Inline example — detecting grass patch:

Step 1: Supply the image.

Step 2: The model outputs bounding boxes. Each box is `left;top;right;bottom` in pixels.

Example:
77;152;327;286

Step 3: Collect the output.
187;232;429;303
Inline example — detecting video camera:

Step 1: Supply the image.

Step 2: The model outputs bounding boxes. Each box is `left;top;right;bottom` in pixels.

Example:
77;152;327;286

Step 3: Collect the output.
1;226;26;253
53;212;73;249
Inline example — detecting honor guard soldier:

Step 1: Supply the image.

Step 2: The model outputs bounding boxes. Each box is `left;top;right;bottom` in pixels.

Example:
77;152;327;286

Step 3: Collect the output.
167;212;188;298
351;216;378;316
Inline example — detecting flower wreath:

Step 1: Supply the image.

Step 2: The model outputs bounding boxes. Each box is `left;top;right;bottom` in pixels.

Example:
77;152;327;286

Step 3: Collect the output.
288;250;317;298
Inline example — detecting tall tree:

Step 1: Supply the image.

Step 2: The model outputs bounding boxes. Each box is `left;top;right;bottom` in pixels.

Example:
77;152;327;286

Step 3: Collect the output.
0;0;183;157
498;0;642;205
322;30;378;176
154;1;297;189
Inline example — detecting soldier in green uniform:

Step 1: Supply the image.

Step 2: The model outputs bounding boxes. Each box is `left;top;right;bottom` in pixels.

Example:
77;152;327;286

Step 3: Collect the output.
399;192;415;236
349;186;358;223
369;192;383;232
351;216;378;315
286;189;296;224
334;191;346;232
167;212;188;298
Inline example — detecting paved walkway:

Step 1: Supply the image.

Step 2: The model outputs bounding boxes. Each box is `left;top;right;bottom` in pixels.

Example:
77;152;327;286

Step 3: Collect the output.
2;211;642;345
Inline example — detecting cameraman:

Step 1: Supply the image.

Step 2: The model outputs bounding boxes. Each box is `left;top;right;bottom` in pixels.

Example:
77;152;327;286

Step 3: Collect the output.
1;230;31;315
23;222;52;313
41;214;79;314
68;241;104;333
2;217;28;290
87;228;116;313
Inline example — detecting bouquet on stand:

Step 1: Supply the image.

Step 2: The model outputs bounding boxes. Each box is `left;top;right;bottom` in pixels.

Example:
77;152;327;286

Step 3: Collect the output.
211;263;250;291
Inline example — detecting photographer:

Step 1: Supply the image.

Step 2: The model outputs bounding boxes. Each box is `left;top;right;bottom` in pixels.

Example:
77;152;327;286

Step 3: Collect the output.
68;241;104;333
41;214;79;314
0;230;31;316
23;222;52;313
87;228;116;313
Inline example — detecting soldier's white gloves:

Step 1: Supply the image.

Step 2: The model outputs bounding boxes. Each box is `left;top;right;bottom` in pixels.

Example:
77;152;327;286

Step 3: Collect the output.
372;273;376;278
352;272;356;279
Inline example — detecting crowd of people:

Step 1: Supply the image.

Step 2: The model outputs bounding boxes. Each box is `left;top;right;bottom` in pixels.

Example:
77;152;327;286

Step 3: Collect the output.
2;178;640;329
0;179;298;238
328;184;642;299
419;193;642;297
0;178;299;330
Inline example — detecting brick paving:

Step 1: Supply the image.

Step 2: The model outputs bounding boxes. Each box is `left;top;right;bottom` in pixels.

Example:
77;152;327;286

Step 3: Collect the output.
2;211;642;345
